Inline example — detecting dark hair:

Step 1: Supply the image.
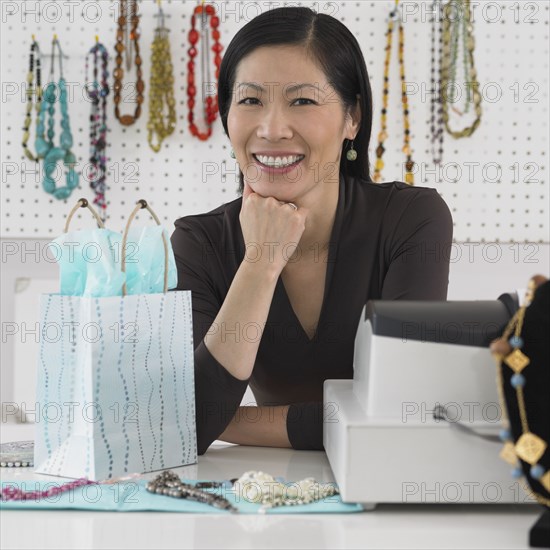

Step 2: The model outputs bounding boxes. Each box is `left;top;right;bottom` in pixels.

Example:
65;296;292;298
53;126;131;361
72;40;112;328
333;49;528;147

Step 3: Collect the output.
217;6;375;194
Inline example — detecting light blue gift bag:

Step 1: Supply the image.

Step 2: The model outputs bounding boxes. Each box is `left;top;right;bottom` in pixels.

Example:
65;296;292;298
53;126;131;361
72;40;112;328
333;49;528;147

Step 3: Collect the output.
34;199;197;481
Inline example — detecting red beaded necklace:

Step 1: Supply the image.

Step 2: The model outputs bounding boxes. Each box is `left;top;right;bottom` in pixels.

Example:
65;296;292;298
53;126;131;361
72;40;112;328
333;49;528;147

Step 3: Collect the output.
187;3;223;141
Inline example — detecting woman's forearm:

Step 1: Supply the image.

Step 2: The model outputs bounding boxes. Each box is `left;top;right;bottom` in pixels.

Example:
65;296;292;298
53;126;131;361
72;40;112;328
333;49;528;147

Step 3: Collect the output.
217;405;292;448
204;260;280;382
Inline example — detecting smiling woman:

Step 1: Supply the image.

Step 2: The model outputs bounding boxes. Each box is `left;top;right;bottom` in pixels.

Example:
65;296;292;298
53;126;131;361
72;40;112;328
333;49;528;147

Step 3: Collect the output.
227;44;360;211
170;6;453;455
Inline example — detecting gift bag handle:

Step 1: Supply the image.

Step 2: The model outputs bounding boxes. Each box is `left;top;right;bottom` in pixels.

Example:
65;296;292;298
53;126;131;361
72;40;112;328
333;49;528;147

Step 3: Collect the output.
122;199;169;296
64;198;105;233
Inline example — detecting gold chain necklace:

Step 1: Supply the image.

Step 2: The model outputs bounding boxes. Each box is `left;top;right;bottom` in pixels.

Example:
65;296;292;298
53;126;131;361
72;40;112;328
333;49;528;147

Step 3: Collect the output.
373;0;414;185
493;278;550;507
147;0;176;152
440;0;482;138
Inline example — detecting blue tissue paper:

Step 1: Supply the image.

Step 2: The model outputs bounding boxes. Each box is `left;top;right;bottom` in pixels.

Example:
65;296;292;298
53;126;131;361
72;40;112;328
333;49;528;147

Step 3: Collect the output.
49;228;126;297
123;226;178;295
49;226;178;297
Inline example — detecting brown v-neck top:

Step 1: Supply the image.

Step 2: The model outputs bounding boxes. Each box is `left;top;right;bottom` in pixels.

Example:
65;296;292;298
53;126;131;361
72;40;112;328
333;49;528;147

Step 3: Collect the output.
170;174;453;454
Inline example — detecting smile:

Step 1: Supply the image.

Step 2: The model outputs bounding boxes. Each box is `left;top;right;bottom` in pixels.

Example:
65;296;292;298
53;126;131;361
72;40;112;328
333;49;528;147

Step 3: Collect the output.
253;154;305;168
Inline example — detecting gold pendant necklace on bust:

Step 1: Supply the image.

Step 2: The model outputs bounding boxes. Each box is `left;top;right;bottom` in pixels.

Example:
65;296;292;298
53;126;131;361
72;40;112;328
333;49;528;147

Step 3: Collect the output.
493;279;550;507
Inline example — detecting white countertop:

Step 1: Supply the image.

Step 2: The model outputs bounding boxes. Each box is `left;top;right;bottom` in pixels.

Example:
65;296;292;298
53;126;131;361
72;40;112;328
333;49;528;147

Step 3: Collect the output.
0;423;543;550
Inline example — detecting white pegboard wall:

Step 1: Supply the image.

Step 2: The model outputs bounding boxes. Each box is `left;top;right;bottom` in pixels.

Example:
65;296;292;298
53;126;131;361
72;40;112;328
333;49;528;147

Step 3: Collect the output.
0;0;548;241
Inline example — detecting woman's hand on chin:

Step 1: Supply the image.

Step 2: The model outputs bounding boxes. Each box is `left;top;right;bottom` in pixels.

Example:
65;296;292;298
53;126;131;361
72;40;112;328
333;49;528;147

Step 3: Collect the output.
239;181;308;275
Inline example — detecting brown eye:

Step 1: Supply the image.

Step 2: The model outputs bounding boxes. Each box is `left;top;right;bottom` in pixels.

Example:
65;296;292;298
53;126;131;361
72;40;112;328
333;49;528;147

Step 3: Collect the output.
293;98;316;106
238;97;261;105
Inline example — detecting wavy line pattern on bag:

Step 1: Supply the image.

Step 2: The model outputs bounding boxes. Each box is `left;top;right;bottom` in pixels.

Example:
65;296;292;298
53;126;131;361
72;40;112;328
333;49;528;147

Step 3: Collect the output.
169;291;188;464
130;294;147;472
182;292;196;461
57;297;65;447
157;294;166;468
40;295;53;462
51;295;67;474
94;297;113;479
116;296;131;473
57;296;75;475
82;298;91;477
143;296;158;469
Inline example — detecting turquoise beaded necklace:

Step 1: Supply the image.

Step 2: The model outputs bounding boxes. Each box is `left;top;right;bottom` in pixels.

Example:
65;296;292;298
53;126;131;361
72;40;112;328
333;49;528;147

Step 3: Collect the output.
35;36;79;200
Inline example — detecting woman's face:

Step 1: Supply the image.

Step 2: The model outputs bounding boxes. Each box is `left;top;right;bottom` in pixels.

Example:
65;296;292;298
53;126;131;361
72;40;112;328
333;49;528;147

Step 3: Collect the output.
227;45;360;204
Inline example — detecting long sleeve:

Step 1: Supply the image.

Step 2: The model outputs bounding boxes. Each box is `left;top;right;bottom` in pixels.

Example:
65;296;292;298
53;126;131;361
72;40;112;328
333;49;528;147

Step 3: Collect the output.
286;402;325;450
170;220;250;455
380;188;453;300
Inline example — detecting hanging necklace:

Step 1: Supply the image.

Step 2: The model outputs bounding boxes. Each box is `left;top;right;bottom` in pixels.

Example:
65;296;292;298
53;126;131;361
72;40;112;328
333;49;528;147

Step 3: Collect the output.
35;35;79;200
22;36;42;162
187;2;223;141
85;37;110;218
440;0;482;138
430;0;445;166
373;0;415;185
493;279;550;507
148;0;176;152
114;0;144;126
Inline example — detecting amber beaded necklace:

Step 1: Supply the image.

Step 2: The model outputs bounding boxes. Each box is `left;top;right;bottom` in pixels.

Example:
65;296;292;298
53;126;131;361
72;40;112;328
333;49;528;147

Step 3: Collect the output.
373;0;414;185
114;0;145;126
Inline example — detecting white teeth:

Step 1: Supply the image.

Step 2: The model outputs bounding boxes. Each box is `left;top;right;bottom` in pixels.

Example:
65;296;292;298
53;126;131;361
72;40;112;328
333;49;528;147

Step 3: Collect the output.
255;154;304;167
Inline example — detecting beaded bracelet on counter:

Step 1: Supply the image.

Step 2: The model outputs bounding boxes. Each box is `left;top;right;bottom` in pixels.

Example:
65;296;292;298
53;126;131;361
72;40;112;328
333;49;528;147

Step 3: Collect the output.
233;470;340;513
0;441;34;468
1;478;97;501
146;470;239;513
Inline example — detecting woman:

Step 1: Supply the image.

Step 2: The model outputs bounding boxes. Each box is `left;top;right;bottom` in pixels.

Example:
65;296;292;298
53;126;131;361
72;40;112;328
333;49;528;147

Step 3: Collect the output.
171;7;453;455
